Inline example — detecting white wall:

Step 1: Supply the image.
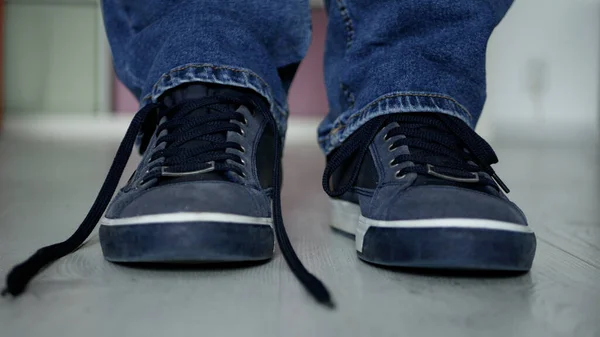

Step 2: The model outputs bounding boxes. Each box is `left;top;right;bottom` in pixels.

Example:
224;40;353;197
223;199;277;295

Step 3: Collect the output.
485;0;600;142
3;1;107;116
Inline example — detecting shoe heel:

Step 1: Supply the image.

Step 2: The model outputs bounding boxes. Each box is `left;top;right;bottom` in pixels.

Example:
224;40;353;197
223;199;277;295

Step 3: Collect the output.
330;199;361;236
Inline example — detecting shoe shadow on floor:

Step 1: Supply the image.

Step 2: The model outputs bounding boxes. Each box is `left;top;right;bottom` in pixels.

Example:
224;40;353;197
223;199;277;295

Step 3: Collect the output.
367;264;528;279
115;259;272;272
330;227;529;279
81;235;272;272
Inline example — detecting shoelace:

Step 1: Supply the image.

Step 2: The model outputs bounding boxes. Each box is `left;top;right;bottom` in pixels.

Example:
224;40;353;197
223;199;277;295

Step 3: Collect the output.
323;113;509;197
2;96;334;308
139;98;248;180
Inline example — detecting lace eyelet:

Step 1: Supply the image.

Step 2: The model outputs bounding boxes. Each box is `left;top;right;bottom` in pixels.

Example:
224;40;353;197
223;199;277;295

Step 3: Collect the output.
388;144;396;152
240;158;246;166
240;172;247;178
395;171;406;179
242;117;248;126
239;145;246;153
238;128;245;136
389;159;398;167
383;132;391;141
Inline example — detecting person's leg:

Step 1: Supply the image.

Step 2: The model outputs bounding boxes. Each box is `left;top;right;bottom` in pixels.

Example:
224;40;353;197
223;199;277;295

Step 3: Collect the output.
320;0;512;150
322;0;536;270
4;0;333;305
100;1;314;262
103;0;311;132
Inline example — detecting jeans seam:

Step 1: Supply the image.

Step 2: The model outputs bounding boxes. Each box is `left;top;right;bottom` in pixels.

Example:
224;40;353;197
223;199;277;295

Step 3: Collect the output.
142;63;287;107
122;65;144;89
334;0;355;49
319;92;473;153
141;64;277;104
332;0;357;114
340;83;356;109
329;92;472;134
139;63;288;132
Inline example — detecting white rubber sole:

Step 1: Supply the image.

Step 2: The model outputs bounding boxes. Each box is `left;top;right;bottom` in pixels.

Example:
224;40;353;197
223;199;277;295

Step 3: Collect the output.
100;212;274;227
99;212;275;263
329;199;534;252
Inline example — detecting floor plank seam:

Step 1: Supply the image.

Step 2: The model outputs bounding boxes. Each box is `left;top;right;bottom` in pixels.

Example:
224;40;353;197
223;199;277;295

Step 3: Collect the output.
537;236;600;271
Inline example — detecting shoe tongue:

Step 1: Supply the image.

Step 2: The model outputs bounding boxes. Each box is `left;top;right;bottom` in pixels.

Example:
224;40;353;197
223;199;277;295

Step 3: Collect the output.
161;83;232;147
385;115;498;195
161;83;244;107
156;83;245;184
386;114;458;166
159;83;266;150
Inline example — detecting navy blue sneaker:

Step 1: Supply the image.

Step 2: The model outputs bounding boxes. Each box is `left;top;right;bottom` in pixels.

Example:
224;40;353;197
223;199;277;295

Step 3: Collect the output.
323;113;536;271
4;83;333;307
97;84;277;263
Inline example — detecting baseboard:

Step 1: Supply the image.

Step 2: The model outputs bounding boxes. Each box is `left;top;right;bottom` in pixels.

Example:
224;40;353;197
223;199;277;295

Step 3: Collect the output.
3;114;597;146
2;114;322;146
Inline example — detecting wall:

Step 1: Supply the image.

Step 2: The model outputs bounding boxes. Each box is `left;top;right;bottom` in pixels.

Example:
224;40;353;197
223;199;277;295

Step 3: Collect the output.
486;0;600;141
3;0;108;116
4;1;599;142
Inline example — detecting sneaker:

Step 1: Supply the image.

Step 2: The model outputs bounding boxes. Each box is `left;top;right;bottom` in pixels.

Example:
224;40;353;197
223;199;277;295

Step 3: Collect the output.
99;84;276;263
4;83;332;306
323;113;536;271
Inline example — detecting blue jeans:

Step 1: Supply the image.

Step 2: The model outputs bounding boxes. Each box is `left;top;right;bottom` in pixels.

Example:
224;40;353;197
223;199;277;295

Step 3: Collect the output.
102;0;513;154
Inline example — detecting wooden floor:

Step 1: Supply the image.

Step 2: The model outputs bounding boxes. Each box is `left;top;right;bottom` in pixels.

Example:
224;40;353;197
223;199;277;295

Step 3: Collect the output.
0;133;599;337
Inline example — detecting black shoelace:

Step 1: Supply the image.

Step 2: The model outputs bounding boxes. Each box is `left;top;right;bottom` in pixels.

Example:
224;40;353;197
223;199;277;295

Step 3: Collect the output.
2;96;333;308
323;113;509;197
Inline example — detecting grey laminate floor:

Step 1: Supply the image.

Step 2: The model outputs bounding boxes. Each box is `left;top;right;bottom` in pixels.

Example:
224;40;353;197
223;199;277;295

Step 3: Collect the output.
0;132;599;337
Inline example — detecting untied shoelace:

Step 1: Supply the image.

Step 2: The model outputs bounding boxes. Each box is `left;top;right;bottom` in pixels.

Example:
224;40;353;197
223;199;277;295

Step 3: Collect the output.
2;95;334;308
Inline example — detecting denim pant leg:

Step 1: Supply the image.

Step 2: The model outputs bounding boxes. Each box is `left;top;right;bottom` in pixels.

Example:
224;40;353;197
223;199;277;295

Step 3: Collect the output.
101;0;312;134
318;0;514;154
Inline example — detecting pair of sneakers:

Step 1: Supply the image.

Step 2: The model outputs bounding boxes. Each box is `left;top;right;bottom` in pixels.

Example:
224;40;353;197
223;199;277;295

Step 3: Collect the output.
3;84;536;306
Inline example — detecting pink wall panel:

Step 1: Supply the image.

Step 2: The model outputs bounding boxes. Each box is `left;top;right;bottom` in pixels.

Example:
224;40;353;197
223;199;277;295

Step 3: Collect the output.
287;9;328;117
113;9;329;118
113;76;140;113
